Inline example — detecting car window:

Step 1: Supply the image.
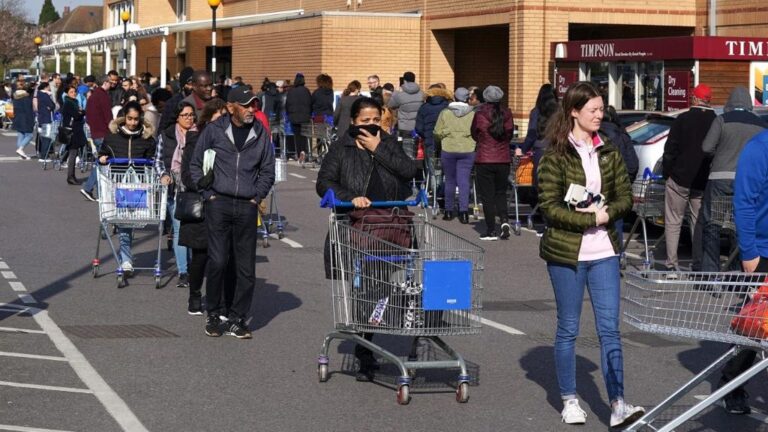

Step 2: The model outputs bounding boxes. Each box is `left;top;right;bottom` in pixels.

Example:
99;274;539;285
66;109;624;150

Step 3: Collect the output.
619;114;647;128
628;119;673;144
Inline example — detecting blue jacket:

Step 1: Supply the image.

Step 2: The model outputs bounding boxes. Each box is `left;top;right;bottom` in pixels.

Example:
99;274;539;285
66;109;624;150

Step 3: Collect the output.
190;114;275;202
734;129;768;261
415;87;452;151
11;91;34;133
36;91;56;125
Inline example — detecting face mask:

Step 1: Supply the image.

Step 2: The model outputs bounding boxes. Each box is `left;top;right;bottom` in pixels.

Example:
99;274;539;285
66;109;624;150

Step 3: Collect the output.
348;124;381;139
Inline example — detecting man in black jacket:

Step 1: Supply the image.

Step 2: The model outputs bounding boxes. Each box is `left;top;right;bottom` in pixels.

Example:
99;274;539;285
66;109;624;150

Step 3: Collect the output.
190;86;276;339
662;84;716;272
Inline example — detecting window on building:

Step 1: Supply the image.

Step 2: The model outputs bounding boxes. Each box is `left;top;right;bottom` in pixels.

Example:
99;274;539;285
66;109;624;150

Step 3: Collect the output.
109;1;135;28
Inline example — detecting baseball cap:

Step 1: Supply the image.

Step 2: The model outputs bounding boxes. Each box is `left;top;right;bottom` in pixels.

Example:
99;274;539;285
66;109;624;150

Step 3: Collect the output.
227;86;257;105
693;84;712;102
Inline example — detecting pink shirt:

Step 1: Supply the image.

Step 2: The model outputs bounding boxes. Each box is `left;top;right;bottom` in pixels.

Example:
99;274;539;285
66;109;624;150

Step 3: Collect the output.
569;132;616;262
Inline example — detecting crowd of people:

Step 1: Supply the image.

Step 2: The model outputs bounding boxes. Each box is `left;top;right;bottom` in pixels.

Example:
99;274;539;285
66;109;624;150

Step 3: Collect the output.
5;65;768;428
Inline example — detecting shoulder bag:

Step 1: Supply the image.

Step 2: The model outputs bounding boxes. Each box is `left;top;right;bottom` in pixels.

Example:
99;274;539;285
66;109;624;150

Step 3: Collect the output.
174;191;205;223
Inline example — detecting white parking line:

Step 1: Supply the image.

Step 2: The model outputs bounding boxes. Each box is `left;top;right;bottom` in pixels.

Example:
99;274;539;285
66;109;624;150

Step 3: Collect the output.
2;271;17;279
0;351;68;362
468;313;526;335
0;424;75;432
289;173;307;179
0;326;46;335
9;281;26;292
0;261;9;269
17;294;36;304
0;380;93;394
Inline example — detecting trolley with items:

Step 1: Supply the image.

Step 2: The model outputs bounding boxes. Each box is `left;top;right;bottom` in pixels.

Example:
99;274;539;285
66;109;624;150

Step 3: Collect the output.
92;158;168;288
622;168;666;270
316;189;484;405
623;270;768;431
508;153;537;235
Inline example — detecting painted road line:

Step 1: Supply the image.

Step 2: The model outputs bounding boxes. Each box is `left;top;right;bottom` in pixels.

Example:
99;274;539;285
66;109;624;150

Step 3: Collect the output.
312;180;317;183
466;313;526;335
289;173;306;179
0;351;68;362
0;326;46;335
268;233;303;249
0;380;93;394
9;281;26;292
0;307;29;314
0;261;9;269
17;294;36;304
0;424;75;432
2;271;17;279
32;308;149;431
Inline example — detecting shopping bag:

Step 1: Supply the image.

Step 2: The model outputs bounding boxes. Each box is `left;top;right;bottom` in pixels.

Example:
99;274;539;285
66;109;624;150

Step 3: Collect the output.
516;157;534;185
730;277;768;339
348;207;414;249
115;187;148;209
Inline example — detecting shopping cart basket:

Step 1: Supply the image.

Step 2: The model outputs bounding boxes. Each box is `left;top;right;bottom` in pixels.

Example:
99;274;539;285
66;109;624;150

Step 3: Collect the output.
300;118;333;168
507;154;537;235
711;195;740;272
622;168;666;270
317;189;485;405
623;270;768;431
92;158;168;288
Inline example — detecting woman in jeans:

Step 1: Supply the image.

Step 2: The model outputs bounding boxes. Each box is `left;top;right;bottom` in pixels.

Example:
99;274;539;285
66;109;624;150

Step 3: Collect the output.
537;81;642;428
470;85;514;240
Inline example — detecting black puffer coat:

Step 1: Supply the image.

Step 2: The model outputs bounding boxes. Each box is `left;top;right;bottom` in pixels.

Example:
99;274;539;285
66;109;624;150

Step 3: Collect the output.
98;117;156;160
179;130;207;250
316;132;418;278
61;96;87;151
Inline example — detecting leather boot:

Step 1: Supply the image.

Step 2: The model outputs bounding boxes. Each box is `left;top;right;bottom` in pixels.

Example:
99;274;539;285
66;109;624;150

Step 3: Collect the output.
67;176;83;185
458;211;469;224
442;211;454;221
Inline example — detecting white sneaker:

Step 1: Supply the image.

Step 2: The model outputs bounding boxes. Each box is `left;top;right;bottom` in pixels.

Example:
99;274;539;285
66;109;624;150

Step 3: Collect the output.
561;399;587;425
16;149;30;160
610;400;645;428
120;261;134;275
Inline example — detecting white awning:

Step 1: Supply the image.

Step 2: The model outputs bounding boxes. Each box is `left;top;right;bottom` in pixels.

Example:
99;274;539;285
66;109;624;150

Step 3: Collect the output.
41;9;305;53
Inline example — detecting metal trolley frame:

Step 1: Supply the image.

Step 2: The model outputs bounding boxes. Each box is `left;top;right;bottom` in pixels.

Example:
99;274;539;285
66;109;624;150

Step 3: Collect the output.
92;159;168;288
623;270;768;431
711;195;740;272
508;154;537;235
623;168;666;270
316;190;485;405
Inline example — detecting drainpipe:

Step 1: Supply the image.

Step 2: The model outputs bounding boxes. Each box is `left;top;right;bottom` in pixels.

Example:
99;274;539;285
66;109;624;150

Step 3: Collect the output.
708;0;717;36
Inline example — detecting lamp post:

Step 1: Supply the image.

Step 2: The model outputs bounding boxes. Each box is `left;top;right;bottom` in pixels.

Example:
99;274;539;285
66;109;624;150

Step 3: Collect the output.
208;0;221;75
121;10;131;77
34;36;43;79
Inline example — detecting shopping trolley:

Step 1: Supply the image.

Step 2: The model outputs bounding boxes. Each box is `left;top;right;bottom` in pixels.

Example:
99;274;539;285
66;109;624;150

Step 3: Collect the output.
92;158;168;288
258;156;287;248
507;154;537;235
623;270;768;431
317;189;485;405
38;118;62;171
711;195;740;272
622;168;666;270
300;118;333;168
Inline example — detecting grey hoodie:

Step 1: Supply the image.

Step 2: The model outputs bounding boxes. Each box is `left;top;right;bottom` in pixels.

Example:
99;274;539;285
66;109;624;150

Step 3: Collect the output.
387;81;424;133
702;86;768;180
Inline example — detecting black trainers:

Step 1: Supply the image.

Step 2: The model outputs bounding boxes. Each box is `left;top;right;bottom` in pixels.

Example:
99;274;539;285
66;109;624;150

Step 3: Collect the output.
204;315;222;337
80;189;97;202
355;366;375;382
176;273;189;288
187;297;203;316
480;231;499;241
723;389;751;415
500;223;511;240
225;319;252;339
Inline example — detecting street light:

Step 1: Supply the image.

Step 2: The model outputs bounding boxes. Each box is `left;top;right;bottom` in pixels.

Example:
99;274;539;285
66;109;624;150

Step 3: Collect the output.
34;36;43;79
121;9;131;77
209;0;221;75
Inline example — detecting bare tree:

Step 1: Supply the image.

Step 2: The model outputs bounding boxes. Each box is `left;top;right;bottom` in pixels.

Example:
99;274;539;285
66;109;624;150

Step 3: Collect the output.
0;0;39;75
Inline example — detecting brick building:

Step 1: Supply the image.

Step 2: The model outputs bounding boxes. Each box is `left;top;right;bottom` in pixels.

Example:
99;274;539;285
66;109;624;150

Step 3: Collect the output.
40;1;768;124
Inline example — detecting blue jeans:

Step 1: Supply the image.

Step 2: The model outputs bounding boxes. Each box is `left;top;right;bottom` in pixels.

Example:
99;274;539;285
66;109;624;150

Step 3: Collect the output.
83;138;103;193
16;132;33;151
169;198;189;275
118;227;133;265
547;256;625;401
441;151;475;212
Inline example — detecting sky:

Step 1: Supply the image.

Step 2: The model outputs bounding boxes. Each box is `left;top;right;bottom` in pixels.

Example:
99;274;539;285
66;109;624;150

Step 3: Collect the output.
23;0;103;22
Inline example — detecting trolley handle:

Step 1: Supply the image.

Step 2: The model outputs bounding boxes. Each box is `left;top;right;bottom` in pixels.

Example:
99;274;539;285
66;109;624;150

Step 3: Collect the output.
107;158;155;166
642;167;663;181
320;188;428;209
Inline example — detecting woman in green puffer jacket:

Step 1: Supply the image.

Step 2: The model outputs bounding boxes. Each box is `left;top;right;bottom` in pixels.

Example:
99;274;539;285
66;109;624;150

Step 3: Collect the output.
536;82;642;429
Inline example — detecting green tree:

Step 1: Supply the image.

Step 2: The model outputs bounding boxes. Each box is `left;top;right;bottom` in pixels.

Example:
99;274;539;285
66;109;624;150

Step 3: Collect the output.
38;0;59;26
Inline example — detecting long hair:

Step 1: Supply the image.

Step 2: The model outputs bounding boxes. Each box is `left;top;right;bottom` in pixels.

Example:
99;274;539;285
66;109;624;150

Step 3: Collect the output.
342;80;361;97
197;98;227;130
489;103;505;141
535;83;558;113
544;81;602;155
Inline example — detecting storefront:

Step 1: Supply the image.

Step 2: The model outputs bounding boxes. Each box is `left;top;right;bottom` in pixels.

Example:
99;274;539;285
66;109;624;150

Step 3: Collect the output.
551;36;768;111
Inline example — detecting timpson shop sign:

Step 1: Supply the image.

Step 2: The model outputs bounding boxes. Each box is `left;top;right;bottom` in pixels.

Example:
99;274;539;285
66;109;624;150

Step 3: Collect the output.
552;36;768;62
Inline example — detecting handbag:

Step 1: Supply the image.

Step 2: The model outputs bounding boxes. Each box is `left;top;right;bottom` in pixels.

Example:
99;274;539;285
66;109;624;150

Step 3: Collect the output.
58;114;74;145
731;277;768;339
174;191;205;223
348;207;414;248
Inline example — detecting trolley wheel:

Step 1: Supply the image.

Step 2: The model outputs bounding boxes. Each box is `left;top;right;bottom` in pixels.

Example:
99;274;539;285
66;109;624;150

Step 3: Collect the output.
526;218;534;230
472;208;479;220
396;384;411;405
91;265;99;278
262;237;270;248
41;161;47;170
277;231;285;240
116;274;125;288
513;222;522;236
55;161;62;171
456;382;470;403
318;364;329;382
154;276;162;289
166;237;173;251
620;254;627;270
407;368;416;378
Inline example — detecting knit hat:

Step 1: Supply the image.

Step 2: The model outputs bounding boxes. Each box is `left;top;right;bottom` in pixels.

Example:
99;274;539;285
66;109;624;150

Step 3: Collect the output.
483;85;504;103
454;87;470;103
179;67;194;85
693;84;712;102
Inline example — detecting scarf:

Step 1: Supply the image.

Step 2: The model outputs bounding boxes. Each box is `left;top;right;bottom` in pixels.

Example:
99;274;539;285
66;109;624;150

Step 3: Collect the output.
171;123;197;173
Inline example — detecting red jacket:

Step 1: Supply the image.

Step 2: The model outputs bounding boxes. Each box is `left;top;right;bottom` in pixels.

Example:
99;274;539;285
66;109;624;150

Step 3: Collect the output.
86;87;112;140
471;103;514;164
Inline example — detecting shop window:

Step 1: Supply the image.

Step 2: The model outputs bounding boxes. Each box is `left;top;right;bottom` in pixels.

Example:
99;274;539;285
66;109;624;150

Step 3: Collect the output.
615;63;636;110
639;62;664;111
585;62;609;100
